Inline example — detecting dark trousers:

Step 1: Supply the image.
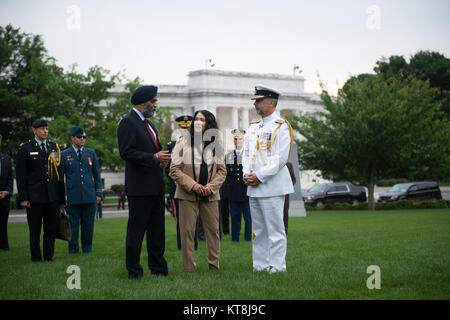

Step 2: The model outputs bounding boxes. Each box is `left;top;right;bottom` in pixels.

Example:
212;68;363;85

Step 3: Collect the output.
219;197;230;235
229;200;252;242
126;193;168;278
96;203;102;219
26;202;58;261
66;203;96;253
0;200;10;249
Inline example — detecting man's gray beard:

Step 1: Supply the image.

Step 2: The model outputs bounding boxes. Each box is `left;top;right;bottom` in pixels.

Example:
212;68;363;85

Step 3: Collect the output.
142;105;155;118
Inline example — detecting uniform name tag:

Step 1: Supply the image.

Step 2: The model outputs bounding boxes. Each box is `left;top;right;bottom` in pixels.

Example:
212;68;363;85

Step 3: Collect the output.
30;152;39;155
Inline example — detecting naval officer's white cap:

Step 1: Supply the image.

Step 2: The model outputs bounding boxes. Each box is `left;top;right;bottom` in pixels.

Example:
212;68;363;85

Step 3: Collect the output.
251;84;280;100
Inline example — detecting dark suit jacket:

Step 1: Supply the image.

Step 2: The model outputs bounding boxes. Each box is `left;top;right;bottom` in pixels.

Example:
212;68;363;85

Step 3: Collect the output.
117;109;163;197
0;153;13;204
61;146;103;204
15;140;65;204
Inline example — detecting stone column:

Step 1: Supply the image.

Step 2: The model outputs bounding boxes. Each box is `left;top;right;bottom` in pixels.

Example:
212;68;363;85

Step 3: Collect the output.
231;107;238;130
240;107;249;130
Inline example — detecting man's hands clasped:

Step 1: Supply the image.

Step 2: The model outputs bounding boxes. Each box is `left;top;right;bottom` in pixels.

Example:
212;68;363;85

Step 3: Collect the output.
244;171;262;187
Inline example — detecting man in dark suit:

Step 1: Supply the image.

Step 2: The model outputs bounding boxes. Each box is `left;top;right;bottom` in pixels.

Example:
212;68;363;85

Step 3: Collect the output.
117;85;171;279
16;119;65;262
226;129;252;242
0;134;13;250
61;126;103;254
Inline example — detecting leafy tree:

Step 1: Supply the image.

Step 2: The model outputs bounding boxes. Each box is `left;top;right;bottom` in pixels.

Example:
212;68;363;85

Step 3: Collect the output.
289;74;449;210
0;24;118;162
0;24;64;155
375;50;450;117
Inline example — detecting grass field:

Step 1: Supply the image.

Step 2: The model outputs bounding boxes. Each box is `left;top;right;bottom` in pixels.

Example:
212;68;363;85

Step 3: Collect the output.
0;209;449;300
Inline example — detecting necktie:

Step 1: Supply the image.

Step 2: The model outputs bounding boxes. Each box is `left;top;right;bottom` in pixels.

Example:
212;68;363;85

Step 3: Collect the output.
144;119;160;151
40;142;46;153
78;149;82;161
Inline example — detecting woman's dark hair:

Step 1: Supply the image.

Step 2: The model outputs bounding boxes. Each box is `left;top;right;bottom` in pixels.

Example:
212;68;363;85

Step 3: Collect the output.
189;110;222;191
189;110;219;148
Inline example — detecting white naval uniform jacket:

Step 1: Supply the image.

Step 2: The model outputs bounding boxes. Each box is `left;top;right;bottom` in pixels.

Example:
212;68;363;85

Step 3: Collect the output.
242;112;295;198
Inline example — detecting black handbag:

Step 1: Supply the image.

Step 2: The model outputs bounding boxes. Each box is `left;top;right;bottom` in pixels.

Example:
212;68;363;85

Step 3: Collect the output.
56;208;72;241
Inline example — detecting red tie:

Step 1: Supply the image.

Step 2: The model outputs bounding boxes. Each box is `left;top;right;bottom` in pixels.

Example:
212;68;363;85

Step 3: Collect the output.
144;119;160;151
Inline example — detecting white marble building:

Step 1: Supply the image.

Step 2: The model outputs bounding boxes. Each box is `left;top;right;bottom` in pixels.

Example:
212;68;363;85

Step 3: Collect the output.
157;69;323;131
106;69;328;192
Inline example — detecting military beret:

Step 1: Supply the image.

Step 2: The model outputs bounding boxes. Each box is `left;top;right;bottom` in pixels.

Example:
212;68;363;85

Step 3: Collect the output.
131;85;158;105
70;126;85;136
175;115;193;128
251;84;280;100
32;119;48;128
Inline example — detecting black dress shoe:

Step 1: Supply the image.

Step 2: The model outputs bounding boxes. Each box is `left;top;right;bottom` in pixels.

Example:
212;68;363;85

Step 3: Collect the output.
208;264;219;271
128;272;143;279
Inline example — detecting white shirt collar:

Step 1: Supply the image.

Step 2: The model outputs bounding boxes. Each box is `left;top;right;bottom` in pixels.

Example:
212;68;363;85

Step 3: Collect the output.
133;107;145;121
72;145;84;153
34;138;47;145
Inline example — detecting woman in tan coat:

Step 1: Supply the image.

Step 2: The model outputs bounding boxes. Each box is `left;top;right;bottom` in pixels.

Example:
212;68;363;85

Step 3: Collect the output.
169;110;226;271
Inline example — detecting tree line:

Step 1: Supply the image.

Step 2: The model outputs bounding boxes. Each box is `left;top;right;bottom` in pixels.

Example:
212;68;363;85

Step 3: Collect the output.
288;51;450;210
0;24;172;172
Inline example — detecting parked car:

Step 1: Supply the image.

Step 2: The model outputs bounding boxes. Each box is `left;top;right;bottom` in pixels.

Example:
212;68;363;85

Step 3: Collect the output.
378;181;442;202
303;182;367;206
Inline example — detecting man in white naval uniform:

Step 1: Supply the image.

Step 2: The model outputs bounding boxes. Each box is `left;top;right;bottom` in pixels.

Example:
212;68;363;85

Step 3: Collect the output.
242;84;294;273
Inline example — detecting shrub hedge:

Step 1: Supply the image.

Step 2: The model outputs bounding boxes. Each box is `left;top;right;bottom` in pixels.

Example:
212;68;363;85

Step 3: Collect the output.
305;199;450;211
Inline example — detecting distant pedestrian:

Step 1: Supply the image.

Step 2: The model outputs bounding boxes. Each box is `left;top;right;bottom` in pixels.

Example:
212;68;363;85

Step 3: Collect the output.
61;126;103;254
117;184;126;210
96;196;103;219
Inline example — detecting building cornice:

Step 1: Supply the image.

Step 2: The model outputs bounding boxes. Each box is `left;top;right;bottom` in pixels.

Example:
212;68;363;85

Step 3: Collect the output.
188;69;305;81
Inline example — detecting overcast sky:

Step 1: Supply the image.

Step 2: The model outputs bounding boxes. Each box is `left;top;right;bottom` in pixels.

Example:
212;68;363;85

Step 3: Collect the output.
1;0;449;95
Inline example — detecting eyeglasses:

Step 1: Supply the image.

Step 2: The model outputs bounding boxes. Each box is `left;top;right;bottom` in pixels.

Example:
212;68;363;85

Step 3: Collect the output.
76;136;87;139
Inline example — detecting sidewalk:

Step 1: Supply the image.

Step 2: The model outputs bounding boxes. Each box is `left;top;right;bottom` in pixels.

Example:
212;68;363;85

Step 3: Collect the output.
8;204;173;223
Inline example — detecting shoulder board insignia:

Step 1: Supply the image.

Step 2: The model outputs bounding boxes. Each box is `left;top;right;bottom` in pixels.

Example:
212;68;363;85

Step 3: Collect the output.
250;120;260;124
19;142;24;147
275;119;286;124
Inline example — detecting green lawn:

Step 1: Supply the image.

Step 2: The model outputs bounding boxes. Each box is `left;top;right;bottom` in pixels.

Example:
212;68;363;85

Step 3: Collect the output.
1;209;449;300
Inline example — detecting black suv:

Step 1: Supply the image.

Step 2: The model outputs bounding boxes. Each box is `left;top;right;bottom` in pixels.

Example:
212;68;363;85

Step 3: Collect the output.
378;181;442;202
303;182;367;206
